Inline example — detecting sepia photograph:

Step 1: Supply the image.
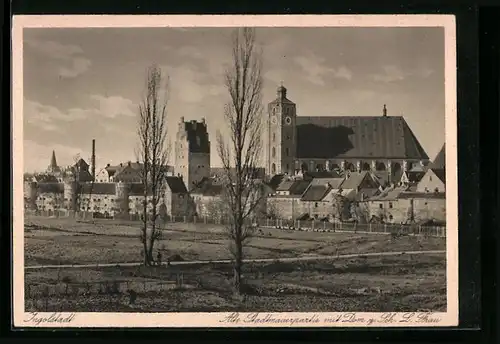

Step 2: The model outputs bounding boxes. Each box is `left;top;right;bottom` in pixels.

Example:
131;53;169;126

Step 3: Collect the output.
12;15;458;328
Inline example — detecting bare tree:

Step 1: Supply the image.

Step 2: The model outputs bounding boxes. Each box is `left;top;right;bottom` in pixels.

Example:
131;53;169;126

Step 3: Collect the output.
216;28;264;294
136;65;170;266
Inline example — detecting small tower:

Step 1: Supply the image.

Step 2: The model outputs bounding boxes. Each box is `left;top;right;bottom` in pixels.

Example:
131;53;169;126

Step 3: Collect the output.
115;181;130;215
63;181;77;211
174;118;210;190
382;104;387;117
267;83;297;176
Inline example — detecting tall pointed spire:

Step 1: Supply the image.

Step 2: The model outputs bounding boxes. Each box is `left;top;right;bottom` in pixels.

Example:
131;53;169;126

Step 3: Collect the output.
47;150;60;173
50;150;57;168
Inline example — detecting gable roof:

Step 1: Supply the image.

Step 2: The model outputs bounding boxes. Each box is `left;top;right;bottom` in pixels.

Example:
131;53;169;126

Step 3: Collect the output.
290;180;311;195
165;176;188;193
268;174;286;190
430;168;446;184
368;186;409;201
191;177;225;196
295;116;429;160
341;171;375;190
276;179;295;192
310;177;345;189
301;184;332;202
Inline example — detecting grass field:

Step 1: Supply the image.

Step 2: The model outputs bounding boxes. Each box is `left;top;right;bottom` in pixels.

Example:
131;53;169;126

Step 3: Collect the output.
24;215;447;312
25;254;446;312
25;216;446;266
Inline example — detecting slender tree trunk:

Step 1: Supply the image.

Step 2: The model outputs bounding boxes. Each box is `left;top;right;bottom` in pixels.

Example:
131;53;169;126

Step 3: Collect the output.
233;235;243;293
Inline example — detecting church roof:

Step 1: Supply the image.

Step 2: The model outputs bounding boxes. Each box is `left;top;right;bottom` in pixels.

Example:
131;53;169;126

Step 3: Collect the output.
430;144;445;169
295;116;429;160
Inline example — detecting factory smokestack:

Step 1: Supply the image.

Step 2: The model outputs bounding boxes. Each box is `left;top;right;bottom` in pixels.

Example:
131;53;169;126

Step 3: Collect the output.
91;139;96;181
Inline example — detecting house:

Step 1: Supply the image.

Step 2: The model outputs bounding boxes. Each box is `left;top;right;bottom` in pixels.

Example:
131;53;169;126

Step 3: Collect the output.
338;171;381;201
164;176;192;218
416;168;446;193
300;180;334;220
267;179;311;219
190;178;226;218
362;186;410;224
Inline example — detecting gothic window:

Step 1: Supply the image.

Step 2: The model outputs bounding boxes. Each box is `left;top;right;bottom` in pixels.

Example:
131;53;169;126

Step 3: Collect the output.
272;163;276;174
272;133;276;142
272;147;276;158
379;204;383;209
285;147;289;156
286;163;289;172
389;202;393;209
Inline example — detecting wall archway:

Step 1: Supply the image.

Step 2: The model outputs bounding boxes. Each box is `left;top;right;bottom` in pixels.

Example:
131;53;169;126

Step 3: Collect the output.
301;162;308;172
362;162;371;171
376;162;387;171
271;147;276;158
345;162;355;172
330;163;340;171
392;162;402;181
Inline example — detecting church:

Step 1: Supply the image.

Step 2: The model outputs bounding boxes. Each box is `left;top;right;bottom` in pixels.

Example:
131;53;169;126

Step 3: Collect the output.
266;84;430;183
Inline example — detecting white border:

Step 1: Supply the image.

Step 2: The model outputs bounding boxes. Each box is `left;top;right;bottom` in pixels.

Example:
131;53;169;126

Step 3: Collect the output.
12;14;458;328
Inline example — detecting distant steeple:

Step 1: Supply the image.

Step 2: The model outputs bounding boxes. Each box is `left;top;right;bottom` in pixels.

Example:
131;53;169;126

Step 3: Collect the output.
50;150;57;168
47;150;60;173
382;104;387;117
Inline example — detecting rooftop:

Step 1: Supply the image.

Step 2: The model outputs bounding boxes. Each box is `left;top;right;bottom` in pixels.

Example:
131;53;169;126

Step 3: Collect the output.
295;116;429;160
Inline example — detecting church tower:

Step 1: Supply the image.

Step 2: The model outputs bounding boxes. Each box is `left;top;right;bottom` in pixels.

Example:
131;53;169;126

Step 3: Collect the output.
47;150;61;174
267;84;297;176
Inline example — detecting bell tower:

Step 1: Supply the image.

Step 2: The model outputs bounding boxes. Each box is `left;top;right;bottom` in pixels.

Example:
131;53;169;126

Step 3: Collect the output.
267;83;296;176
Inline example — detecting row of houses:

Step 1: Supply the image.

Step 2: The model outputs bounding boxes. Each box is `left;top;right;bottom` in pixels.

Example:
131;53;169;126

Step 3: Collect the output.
24;145;446;225
267;165;446;224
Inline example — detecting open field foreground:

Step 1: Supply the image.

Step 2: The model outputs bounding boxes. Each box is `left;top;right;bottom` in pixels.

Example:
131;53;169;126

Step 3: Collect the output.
25;216;446;266
25;253;446;312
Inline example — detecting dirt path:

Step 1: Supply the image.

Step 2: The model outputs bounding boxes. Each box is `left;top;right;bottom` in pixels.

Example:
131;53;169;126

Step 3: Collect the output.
25;250;445;270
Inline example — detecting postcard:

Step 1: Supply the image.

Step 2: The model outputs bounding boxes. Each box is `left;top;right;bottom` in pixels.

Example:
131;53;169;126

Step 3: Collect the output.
12;14;458;328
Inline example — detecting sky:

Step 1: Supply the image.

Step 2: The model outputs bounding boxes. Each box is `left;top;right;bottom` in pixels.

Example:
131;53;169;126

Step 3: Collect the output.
23;26;446;173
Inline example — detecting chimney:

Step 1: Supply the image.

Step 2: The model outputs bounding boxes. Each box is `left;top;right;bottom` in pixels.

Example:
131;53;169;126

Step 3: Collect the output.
201;117;206;125
128;161;131;166
91;139;96;180
120;163;123;167
382;104;387;117
106;163;110;167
